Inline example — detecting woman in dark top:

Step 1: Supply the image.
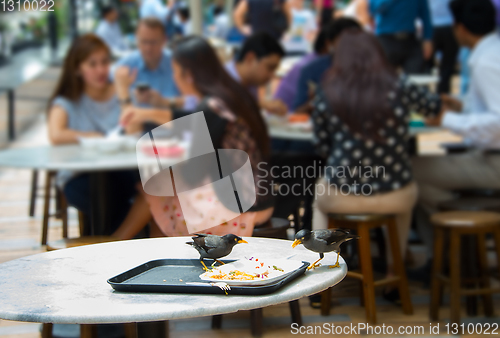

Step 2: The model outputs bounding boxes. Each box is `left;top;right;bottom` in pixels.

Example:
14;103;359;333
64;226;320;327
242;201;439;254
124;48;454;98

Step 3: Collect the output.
112;36;274;239
311;29;442;276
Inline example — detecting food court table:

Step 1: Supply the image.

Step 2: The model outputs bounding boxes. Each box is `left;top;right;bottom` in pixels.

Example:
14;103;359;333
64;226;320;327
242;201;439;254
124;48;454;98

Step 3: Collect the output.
0;145;168;236
0;237;347;336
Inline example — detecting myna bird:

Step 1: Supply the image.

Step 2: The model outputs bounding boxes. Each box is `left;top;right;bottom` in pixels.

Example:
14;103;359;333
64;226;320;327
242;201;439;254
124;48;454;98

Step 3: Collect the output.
187;233;248;271
292;229;359;270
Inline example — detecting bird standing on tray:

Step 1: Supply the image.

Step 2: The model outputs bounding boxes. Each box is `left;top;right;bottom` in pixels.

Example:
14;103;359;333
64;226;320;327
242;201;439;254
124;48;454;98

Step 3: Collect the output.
292;229;359;270
187;233;248;271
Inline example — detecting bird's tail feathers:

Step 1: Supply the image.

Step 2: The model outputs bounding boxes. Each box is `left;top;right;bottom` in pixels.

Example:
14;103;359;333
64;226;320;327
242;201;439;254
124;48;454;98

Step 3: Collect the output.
186;241;194;246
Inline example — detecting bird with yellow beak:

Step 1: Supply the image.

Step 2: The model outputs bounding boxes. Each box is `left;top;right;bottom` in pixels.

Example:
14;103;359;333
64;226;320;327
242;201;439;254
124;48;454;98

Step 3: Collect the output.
292;229;359;270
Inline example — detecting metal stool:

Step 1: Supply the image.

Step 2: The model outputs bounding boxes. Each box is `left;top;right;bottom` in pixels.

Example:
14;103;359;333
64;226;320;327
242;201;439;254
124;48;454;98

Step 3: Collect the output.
430;211;500;325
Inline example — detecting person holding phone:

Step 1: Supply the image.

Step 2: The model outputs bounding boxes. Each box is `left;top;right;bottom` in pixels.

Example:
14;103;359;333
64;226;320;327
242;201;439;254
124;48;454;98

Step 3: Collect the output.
113;17;194;115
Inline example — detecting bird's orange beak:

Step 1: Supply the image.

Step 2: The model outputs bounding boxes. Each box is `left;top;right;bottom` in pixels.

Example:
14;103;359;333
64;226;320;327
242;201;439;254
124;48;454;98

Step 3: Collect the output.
292;239;301;248
238;239;248;244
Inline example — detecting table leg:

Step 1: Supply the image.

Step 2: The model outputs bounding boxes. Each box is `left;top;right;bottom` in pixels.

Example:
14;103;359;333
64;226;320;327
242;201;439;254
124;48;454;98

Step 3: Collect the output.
41;323;53;338
80;324;97;338
250;308;263;338
137;321;169;338
289;300;302;325
89;172;108;236
211;315;223;329
124;322;138;338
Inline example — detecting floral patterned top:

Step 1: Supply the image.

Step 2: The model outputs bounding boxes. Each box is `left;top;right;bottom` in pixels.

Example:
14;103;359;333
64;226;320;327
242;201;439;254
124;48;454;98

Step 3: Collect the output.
311;78;441;195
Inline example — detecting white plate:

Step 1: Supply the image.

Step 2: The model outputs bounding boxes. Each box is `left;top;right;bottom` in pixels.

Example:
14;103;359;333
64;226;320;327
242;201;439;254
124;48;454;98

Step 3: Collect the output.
199;258;304;286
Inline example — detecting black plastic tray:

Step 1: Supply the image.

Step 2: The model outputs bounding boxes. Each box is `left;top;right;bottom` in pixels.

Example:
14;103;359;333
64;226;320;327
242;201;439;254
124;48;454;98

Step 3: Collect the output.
108;259;309;295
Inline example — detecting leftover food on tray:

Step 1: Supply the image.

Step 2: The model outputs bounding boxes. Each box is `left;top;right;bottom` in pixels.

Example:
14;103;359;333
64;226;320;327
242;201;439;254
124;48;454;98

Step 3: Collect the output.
199;257;286;281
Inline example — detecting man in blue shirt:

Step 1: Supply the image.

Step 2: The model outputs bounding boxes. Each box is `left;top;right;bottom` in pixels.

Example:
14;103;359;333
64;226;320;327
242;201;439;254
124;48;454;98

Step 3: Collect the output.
113;17;189;109
293;18;361;112
370;0;433;74
428;0;459;93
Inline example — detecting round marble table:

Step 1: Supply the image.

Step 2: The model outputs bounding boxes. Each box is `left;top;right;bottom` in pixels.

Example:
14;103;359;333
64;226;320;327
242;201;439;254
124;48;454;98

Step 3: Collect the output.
0;237;347;325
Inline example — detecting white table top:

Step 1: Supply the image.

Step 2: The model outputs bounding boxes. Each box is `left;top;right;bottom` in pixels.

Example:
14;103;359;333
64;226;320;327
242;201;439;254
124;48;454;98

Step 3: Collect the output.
268;123;442;141
0;237;347;324
407;74;440;86
0;145;141;171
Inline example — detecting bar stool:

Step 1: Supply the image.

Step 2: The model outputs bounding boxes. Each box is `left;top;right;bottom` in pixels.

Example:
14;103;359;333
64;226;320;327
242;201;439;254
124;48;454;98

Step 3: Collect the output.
437;197;500;315
430;211;500;325
326;214;413;324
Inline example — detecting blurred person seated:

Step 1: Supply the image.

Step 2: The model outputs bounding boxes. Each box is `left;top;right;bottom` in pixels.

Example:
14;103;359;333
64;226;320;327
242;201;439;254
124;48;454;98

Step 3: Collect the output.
311;29;442;295
282;0;317;56
113;18;194;118
335;0;372;31
227;32;287;116
293;18;361;112
47;34;139;234
233;0;292;40
112;36;275;239
274;28;328;112
95;6;127;53
369;0;433;74
413;0;500;250
428;0;459;94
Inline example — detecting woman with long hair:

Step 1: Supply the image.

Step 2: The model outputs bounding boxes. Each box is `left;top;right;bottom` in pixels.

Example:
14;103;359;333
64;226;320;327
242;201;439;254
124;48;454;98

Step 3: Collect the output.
112;36;274;239
311;29;442;295
48;34;138;234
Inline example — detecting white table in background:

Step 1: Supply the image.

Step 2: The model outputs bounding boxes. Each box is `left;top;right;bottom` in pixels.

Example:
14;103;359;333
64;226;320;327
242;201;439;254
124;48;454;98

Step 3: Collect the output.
0;145;169;235
0;237;347;336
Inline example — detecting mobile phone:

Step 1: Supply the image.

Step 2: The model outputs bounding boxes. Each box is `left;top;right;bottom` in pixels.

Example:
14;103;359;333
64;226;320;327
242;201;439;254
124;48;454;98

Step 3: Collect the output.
136;83;150;92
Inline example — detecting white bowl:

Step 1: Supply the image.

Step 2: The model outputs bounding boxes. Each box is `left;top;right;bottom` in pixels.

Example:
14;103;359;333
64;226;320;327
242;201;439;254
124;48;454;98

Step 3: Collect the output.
79;137;104;151
97;138;123;153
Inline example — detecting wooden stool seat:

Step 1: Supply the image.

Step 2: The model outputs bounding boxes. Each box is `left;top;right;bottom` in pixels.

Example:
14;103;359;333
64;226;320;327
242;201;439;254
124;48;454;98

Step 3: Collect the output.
328;213;394;223
438;198;500;212
46;236;120;251
431;211;500;228
430;211;500;325
326;213;413;324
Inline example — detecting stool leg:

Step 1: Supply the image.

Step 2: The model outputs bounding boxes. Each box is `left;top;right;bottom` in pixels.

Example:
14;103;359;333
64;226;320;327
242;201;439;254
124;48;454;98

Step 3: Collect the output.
250;308;263;338
430;227;445;321
41;171;54;246
476;233;494;317
320;287;332;316
387;218;413;315
59;192;68;239
80;324;97;338
449;231;461;325
29;169;38;217
357;223;377;324
289;300;303;325
463;235;478;316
